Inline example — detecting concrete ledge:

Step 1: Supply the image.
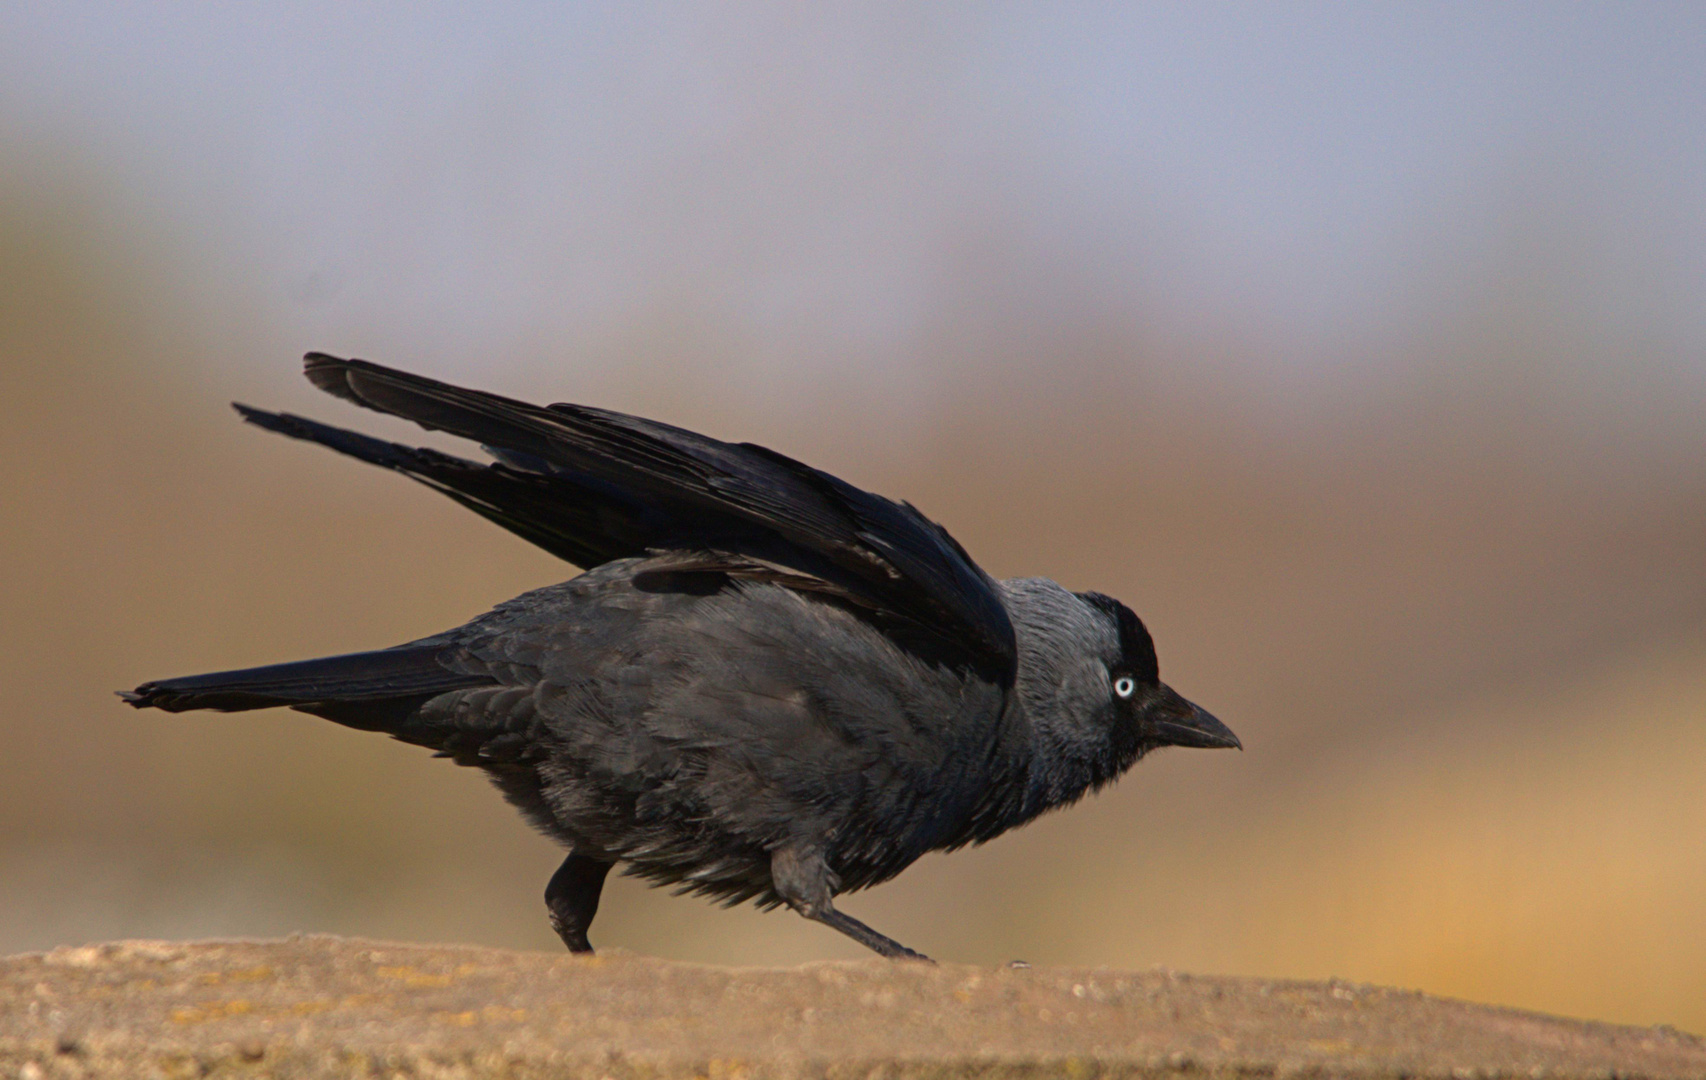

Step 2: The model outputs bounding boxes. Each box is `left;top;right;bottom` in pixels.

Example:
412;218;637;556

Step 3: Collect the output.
2;936;1700;1079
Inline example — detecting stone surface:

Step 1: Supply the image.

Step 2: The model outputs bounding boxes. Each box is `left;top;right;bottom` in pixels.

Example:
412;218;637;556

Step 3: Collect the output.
1;936;1701;1078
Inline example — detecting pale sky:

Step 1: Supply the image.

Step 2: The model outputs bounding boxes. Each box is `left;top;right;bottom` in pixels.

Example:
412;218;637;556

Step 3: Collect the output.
3;3;1703;385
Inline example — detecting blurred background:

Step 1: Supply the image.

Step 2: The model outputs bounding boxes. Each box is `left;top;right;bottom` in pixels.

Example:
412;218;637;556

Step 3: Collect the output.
3;1;1704;1033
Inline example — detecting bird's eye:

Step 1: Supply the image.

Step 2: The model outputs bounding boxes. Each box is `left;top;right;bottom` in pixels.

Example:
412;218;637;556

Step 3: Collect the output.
1113;675;1136;699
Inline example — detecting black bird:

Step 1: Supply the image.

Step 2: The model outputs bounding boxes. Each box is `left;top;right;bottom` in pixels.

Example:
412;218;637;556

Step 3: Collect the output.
124;354;1239;960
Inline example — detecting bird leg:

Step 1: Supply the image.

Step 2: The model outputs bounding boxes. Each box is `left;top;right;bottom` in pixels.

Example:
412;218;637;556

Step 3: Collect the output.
545;852;614;953
770;842;932;961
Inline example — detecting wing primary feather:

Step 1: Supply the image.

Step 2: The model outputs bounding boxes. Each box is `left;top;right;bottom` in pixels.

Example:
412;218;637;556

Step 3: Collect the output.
234;403;651;568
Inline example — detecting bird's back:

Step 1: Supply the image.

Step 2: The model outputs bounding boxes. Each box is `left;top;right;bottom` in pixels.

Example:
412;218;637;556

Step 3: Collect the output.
413;560;1014;905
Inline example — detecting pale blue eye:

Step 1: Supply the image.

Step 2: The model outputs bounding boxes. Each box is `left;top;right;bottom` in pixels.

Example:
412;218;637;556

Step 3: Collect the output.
1113;676;1136;698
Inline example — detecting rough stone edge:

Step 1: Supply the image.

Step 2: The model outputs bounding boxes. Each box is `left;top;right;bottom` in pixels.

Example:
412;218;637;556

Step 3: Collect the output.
1;1045;1591;1080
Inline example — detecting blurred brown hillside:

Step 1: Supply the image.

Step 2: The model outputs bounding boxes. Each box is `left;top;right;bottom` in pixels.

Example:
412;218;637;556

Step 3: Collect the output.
2;161;1704;1034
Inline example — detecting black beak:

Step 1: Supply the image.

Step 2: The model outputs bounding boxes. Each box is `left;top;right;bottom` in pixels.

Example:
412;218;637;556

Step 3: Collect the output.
1152;686;1241;750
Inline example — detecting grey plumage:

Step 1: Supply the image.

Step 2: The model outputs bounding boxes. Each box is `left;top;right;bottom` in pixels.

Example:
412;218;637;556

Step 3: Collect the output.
124;355;1239;960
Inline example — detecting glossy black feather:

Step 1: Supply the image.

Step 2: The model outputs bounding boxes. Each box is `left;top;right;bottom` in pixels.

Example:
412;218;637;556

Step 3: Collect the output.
233;405;665;568
299;353;1016;675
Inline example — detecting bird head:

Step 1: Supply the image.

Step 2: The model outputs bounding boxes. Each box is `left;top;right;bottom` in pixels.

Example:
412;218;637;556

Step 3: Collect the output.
1077;591;1241;754
998;578;1239;817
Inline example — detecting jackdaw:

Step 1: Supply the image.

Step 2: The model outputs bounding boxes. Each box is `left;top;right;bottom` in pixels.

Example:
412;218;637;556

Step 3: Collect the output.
123;354;1239;960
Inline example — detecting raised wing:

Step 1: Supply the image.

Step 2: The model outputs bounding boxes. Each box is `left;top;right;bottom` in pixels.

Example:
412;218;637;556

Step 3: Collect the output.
241;354;1015;676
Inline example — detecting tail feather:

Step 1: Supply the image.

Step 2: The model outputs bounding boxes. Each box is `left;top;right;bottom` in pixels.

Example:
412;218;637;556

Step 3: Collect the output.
121;645;493;714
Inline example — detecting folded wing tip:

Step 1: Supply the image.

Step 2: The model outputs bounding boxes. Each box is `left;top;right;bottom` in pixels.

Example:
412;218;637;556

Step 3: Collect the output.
232;403;299;438
303;353;366;402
